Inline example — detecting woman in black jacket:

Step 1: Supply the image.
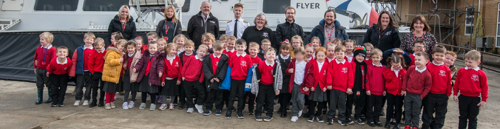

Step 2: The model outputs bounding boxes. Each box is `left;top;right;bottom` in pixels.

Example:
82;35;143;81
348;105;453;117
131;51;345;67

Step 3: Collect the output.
241;13;276;49
156;5;183;43
363;11;401;52
107;5;137;44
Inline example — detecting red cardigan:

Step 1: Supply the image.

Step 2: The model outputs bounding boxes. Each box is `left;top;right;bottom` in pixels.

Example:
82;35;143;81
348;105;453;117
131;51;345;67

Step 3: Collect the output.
304;60;329;93
383;68;406;96
402;66;432;98
326;59;354;92
366;63;386;95
286;59;308;94
33;45;57;69
46;57;72;75
453;67;489;102
162;55;182;82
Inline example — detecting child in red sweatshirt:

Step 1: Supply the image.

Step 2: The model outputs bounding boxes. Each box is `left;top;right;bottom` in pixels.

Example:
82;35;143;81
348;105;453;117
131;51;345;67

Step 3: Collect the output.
88;38;107;107
177;40;195;109
223;36;237;57
325;45;354;126
227;39;252;119
304;47;329;123
422;45;452;129
46;46;72;107
181;44;208;113
453;50;488;129
160;44;182;110
34;32;57;104
365;48;385;127
202;41;229;116
70;32;96;106
402;52;432;129
383;55;407;128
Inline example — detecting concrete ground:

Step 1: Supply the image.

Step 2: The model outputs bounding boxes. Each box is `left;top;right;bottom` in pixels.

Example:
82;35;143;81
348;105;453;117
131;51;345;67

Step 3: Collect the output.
1;61;499;129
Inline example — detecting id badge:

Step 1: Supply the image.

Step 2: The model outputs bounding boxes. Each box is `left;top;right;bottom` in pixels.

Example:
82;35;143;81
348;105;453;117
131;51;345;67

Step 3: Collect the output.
163;37;168;41
356;91;361;96
41;62;46;65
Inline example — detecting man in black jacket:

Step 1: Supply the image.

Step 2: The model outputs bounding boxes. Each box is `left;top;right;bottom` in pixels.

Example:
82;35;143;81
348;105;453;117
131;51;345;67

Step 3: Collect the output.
308;9;349;47
187;1;220;49
275;6;304;47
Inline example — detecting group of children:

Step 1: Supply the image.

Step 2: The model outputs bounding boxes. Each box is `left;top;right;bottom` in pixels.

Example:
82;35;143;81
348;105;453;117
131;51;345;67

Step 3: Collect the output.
35;31;488;129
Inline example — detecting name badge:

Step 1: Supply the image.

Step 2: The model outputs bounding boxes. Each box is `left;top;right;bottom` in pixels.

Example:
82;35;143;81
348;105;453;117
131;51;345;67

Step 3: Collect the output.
356;91;360;96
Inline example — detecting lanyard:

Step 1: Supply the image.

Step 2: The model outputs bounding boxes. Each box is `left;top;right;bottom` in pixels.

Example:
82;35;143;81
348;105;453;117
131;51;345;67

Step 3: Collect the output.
326;26;334;41
164;21;173;35
121;21;127;32
42;46;47;63
413;32;425;41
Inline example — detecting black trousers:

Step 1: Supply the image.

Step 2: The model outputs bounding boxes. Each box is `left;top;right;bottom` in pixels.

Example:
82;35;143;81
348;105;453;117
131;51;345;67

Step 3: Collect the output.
245;91;256;113
205;89;224;110
141;92;156;103
75;72;92;101
308;101;325;117
223;90;233;109
279;92;291;111
184;80;205;108
177;81;186;105
366;95;384;122
422;93;449;129
346;89;366;119
50;74;68;105
90;72;105;104
36;69;51;91
228;79;246;112
327;89;347;121
458;95;480;129
255;83;276;117
386;93;403;125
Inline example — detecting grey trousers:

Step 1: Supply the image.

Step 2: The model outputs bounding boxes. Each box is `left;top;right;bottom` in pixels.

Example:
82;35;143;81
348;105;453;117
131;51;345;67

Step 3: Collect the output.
404;93;422;127
327;89;347;122
291;83;305;116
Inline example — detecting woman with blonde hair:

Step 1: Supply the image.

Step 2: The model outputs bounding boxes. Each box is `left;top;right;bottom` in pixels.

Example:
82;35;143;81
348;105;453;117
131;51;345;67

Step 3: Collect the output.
107;5;137;43
156;5;183;43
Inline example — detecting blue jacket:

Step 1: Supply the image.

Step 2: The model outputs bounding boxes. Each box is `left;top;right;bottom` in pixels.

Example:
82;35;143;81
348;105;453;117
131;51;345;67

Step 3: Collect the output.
308;19;349;46
75;44;86;75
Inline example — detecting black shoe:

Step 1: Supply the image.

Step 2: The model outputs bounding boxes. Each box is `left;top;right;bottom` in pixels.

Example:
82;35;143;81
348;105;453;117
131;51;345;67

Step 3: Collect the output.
390;118;396;125
317;116;324;123
346;118;354;125
338;120;347;126
392;124;400;129
203;110;212;116
89;101;97;107
50;103;57;107
327;118;333;125
237;112;244;119
368;122;376;127
375;121;383;127
385;122;391;128
380;111;385;116
264;116;273;122
225;111;232;119
280;112;287;118
360;114;367;121
98;102;104;107
307;115;314;122
322;108;327;114
248;111;254;115
277;108;282;113
356;118;365;125
255;115;262;121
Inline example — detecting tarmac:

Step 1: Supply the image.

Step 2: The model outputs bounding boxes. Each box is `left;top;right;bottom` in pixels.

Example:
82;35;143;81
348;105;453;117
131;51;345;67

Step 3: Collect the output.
1;61;499;129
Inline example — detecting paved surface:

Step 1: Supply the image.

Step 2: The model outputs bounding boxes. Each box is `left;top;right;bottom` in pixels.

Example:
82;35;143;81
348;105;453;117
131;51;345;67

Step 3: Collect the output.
0;61;499;129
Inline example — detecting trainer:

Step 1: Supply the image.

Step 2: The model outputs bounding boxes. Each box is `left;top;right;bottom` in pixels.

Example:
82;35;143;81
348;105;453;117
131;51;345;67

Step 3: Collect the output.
276;6;304;46
187;1;219;48
308;9;349;47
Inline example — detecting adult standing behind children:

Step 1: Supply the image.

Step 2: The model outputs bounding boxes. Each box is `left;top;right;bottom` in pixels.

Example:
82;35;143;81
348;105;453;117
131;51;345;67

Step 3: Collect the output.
107;5;137;44
226;3;249;39
363;11;401;52
241;13;277;49
156;5;182;43
187;1;219;48
308;9;349;47
275;6;304;48
400;16;437;54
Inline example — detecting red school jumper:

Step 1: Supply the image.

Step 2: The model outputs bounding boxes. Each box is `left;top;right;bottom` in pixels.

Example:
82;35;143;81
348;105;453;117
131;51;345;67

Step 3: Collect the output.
304;59;329;92
258;61;275;85
366;63;386;95
223;48;236;58
326;59;354;92
453;67;489;102
89;49;106;74
162;55;182;82
34;45;57;69
383;68;406;96
181;56;204;83
251;55;262;66
47;57;73;75
402;66;432;98
230;53;252;80
426;62;452;96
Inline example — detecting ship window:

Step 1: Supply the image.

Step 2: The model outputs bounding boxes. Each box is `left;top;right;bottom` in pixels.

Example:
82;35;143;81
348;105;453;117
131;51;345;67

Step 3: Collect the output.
34;0;78;11
263;0;290;14
83;0;129;11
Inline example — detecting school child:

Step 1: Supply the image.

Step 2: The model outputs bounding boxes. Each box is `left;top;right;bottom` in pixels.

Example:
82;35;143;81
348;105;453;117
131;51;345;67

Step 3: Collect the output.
343;40;355;63
345;46;368;125
409;40;428;67
382;48;412;66
88;38;107;107
177;40;196;109
444;51;458;81
251;48;283;122
134;36;145;53
453;50;488;129
219;34;229;48
202;41;229;116
155;39;167;103
305;45;315;62
277;43;292;118
383;55;407;129
309;36;321;51
202;33;216;54
109;32;124;47
159;43;182;110
147;32;159;44
401;52;432;129
304;47;329;123
122;41;140;110
421;45;452;129
174;34;188;56
246;42;261;115
258;39;272;60
181;44;209;113
365;48;385;127
70;32;96;106
287;47;307;122
101;40;126;109
46;46;72;107
226;39;253;119
325;45;354;126
325;43;337;63
34;32;57;104
134;41;165;111
290;35;304;58
223;36;237;56
332;39;342;46
364;43;374;65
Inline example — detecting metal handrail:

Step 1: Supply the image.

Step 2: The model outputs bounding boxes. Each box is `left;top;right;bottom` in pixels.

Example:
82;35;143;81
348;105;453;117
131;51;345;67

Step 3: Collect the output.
440;43;500;73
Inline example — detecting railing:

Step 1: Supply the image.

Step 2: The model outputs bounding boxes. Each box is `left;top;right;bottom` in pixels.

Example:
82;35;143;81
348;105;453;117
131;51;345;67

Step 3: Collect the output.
440;43;500;73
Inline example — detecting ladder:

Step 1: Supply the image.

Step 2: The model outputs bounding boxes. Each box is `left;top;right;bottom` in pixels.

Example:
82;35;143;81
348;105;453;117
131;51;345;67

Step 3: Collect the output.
0;19;21;31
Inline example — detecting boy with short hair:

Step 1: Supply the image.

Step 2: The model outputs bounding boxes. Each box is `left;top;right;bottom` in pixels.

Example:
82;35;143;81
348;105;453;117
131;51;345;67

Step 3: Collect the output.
203;41;229;116
70;32;96;106
453;50;488;129
226;39;253;119
223;36;237;56
326;45;354;126
365;48;385;127
258;39;271;60
177;40;196;109
444;51;458;80
246;42;261;115
182;44;209;113
219;34;229;47
401;51;432;129
34;32;57;104
422;45;451;129
46;46;72;107
88;38;107;107
202;33;216;54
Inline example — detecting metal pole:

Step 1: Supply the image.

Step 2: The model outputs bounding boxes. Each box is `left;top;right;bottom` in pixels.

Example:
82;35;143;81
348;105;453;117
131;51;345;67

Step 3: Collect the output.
470;0;474;51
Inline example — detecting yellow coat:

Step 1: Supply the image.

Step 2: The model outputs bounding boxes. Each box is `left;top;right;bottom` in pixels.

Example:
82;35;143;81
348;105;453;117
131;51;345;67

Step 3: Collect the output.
102;47;123;83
